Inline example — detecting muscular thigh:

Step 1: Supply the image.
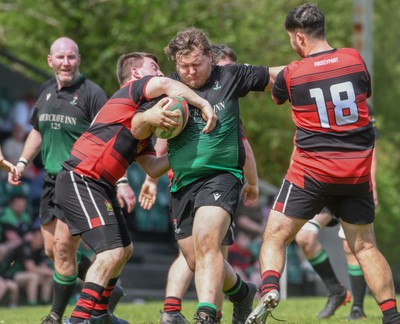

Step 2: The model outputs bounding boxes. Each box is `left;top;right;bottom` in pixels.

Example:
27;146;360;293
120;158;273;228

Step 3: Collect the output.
265;209;307;245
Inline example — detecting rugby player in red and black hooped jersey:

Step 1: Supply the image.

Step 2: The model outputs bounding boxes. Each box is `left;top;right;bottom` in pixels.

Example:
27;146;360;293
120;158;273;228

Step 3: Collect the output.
54;52;216;324
248;4;400;324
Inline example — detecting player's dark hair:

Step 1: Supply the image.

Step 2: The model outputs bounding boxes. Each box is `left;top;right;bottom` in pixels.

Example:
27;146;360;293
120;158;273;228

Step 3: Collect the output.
116;52;158;85
164;27;212;62
211;44;237;64
284;3;325;39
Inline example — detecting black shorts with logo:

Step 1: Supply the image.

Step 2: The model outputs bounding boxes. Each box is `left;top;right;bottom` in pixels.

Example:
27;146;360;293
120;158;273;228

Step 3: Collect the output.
272;179;374;224
39;172;65;225
55;168;131;253
170;171;243;241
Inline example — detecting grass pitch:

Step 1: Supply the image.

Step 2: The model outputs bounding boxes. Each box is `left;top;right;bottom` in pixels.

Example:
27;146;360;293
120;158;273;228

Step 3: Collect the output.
0;295;383;323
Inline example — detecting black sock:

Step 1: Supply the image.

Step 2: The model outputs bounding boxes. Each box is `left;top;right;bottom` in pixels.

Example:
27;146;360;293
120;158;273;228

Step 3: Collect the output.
71;282;104;322
77;251;92;281
260;270;280;296
348;264;366;307
51;271;77;317
309;249;343;294
224;274;249;303
196;303;217;321
92;277;119;316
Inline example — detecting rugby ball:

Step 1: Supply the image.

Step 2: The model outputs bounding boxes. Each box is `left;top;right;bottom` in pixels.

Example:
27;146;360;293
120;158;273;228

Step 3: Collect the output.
154;96;189;139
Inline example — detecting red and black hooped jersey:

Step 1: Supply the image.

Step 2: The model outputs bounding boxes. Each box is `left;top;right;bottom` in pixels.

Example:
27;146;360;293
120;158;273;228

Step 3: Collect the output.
272;48;374;188
62;76;156;188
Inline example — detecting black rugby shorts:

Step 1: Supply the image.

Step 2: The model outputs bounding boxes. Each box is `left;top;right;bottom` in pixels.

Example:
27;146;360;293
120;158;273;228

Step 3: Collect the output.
170;172;242;241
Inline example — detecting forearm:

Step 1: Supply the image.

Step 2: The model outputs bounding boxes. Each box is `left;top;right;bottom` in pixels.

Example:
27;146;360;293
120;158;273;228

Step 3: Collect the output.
20;129;42;162
137;154;170;178
147;77;210;111
131;112;153;139
265;65;286;91
243;139;258;186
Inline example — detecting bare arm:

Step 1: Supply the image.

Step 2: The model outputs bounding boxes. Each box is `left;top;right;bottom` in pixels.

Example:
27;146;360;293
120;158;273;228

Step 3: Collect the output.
146;77;217;133
0;148;17;174
131;98;181;139
8;128;42;186
136;154;170;179
138;138;168;210
241;138;259;206
116;173;136;213
265;65;286;91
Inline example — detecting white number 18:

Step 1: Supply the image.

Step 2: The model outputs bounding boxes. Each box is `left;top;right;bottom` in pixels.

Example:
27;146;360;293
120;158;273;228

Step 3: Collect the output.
309;81;359;129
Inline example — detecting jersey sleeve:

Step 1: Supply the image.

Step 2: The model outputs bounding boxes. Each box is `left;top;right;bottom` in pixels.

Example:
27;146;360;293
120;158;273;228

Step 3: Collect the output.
272;69;289;105
131;75;154;103
85;82;109;120
31;107;39;130
228;64;270;97
136;95;166;114
136;137;156;157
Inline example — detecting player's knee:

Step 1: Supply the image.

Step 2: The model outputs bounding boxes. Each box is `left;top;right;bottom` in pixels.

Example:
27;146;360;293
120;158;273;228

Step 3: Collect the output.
123;243;134;262
98;247;126;268
296;230;312;247
44;244;54;260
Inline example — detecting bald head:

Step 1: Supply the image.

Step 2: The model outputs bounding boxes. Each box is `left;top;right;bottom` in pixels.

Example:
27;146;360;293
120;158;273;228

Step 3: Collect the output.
48;37;81;89
50;37;79;55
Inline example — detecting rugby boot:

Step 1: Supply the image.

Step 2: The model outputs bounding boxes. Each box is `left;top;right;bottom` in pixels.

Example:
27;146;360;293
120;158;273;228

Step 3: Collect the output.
318;289;351;319
193;311;215;324
41;312;61;324
245;289;280;324
345;305;366;320
89;311;129;324
231;282;258;324
63;318;90;324
160;310;190;324
382;313;400;324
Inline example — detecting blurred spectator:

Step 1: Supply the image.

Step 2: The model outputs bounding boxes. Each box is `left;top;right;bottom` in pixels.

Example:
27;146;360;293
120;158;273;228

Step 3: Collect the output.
8;89;36;136
0;193;33;251
228;200;269;288
2;124;25;165
17;219;53;305
0;276;18;308
228;229;261;287
0;88;13;140
0;218;53;306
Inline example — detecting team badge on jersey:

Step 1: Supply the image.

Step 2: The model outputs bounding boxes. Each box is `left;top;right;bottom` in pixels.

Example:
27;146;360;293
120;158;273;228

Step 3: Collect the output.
104;200;113;213
46;93;51;101
213;80;221;90
70;94;78;106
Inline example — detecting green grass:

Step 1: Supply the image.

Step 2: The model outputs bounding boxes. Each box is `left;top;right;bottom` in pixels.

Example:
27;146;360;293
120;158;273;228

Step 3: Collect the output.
0;295;383;323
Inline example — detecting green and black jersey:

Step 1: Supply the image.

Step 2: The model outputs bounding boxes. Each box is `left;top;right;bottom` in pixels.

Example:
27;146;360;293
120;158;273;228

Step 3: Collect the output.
32;76;108;175
168;64;269;192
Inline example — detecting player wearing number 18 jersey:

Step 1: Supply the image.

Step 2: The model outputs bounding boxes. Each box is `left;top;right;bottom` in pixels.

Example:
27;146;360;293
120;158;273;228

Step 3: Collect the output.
273;48;374;192
247;4;400;324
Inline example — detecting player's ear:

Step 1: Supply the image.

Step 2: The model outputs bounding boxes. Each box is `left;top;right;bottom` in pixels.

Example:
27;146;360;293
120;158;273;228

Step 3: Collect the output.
47;54;53;68
296;32;306;47
131;67;140;79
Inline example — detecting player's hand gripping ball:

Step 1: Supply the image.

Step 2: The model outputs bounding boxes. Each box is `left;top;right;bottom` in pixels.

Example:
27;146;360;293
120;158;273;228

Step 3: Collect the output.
154;96;189;139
